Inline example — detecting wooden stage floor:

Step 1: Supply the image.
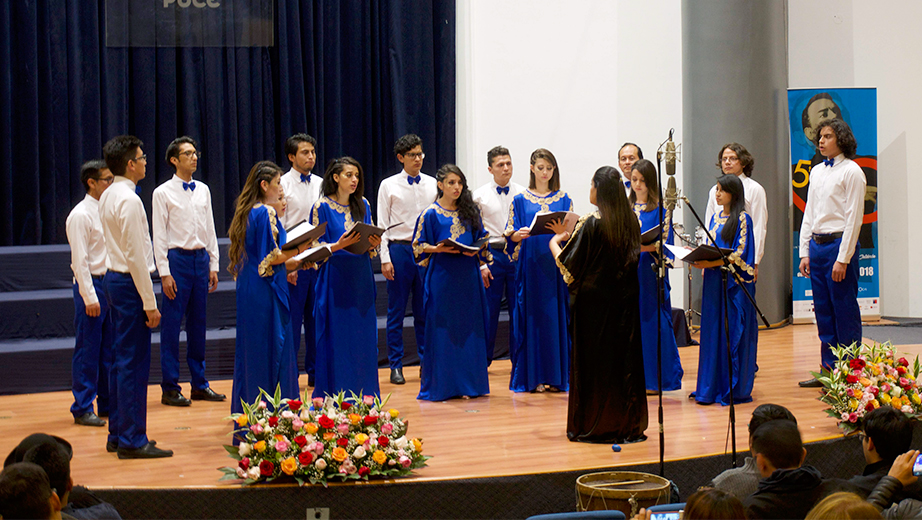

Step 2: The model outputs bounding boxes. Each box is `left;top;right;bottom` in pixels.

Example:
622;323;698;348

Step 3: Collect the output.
0;323;915;490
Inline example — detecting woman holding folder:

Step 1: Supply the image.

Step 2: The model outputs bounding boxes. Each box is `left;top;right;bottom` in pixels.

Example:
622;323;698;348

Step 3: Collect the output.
309;157;381;399
505;148;572;393
629;159;683;393
228;161;311;419
412;164;491;401
689;174;757;406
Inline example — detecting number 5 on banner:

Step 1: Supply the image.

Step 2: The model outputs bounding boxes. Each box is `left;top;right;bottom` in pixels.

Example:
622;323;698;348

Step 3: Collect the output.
792;159;811;188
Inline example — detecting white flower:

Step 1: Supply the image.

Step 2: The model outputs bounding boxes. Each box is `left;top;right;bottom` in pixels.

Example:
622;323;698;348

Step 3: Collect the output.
247;467;261;480
238;443;252;457
393;436;409;449
300;409;312;421
903;405;914;414
236;467;247;478
353;446;367;459
315;458;328;470
281;410;296;419
388;459;397;466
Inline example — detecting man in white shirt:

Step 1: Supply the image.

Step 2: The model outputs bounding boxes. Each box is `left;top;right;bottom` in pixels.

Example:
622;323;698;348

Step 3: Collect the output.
152;137;224;406
472;146;524;365
377;134;437;384
704;143;768;281
279;133;323;386
797;119;866;388
99;135;172;459
618;143;644;197
66;160;115;428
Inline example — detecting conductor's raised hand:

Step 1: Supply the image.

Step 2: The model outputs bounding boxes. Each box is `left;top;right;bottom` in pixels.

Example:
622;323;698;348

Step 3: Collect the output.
546;218;568;236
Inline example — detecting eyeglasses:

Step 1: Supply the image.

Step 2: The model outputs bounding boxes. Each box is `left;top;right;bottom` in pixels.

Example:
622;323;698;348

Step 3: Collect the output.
97;176;115;184
180;151;202;159
404;152;425;159
130;154;147;163
722;156;739;163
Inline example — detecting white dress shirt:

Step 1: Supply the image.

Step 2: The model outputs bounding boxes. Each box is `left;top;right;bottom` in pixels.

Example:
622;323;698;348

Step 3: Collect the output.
799;154;867;264
472;180;525;239
151;174;220;276
705;174;768;264
279;168;323;230
65;194;107;305
99;176;157;311
376;169;438;264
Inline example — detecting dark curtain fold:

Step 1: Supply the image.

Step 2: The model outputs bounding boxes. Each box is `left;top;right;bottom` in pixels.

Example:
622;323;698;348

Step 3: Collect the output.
0;0;455;246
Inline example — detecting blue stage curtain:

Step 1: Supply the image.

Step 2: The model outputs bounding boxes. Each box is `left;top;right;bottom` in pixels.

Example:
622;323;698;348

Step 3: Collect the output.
0;0;455;246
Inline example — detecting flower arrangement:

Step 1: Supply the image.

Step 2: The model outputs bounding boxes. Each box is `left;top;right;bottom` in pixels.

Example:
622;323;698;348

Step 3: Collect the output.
220;385;429;485
814;341;922;433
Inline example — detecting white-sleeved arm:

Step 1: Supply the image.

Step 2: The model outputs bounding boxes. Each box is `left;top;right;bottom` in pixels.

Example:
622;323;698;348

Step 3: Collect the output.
799;183;815;258
749;182;768;264
66;212;98;306
204;186;220;272
837;164;868;264
377;182;392;264
704;185;717;235
121;198;158;310
151;188;171;277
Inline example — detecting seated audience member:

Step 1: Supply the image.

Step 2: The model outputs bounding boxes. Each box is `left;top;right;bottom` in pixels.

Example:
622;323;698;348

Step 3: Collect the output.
0;462;62;520
866;449;922;519
806;491;883;519
848;406;920;499
711;403;797;498
631;487;746;520
744;420;861;519
5;433;121;519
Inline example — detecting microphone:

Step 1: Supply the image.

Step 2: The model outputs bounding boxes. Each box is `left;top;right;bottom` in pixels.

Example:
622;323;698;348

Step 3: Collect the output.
662;129;680;210
665;129;677;176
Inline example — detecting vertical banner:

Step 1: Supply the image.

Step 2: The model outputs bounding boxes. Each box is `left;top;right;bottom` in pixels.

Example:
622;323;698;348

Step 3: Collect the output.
789;88;880;322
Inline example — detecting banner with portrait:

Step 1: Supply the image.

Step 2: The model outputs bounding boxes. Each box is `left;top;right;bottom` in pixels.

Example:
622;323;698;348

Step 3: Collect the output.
789;87;879;322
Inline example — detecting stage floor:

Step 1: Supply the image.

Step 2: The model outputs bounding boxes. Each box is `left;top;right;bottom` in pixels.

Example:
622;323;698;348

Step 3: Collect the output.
0;323;915;489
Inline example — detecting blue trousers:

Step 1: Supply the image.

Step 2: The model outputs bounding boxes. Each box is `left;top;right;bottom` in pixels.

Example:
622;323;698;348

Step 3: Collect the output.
159;248;209;392
104;271;152;449
810;238;862;368
385;243;425;369
70;278;113;418
484;246;515;365
289;267;318;376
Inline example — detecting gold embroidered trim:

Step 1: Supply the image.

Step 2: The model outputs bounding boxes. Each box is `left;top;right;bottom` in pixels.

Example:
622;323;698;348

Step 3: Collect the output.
412;206;432;266
522;189;567;213
555;255;574;285
503;202;521;262
432;203;465;240
727;212;754;278
555;211;594;285
257;206;282;277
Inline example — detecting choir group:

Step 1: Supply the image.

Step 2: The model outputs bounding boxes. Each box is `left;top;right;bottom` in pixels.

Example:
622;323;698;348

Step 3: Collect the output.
64;115;866;456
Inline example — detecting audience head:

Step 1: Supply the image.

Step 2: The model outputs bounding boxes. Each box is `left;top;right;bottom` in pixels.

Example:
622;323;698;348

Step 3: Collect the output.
617;142;643;177
748;404;797;452
805;491;882;520
285;133;318;174
529;148;560;191
716;142;754;177
23;441;72;506
751;420;805;477
165;136;199;174
5;433;73;468
0;462;60;519
861;406;914;464
683;487;747;520
628;158;659;206
103;135;145;179
487;146;513;186
814;117;858;159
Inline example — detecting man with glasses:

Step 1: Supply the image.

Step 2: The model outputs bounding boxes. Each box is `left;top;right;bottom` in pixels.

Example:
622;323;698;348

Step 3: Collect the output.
377;134;436;384
65;160;115;428
99;135;172;459
279;133;322;386
617;142;643;197
152;136;224;407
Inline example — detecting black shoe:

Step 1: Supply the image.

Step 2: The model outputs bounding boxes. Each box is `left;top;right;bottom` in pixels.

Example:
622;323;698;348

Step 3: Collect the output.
108;440;156;453
799;377;824;388
190;387;226;402
117;442;173;459
161;390;191;407
390;368;405;385
74;412;106;427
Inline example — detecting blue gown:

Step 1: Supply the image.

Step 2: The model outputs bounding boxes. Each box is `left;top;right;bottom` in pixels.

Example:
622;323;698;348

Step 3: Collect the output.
634;203;684;392
505;190;572;392
693;210;757;406
232;205;299;415
310;197;381;399
412;202;491;401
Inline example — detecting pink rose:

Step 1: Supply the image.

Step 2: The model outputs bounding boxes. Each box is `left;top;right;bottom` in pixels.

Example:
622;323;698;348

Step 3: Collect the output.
341;459;357;474
275;440;290;453
364;395;376;406
258;401;268;410
292;419;304;430
881;383;892;393
250;424;263;435
399;455;412;468
869;387;879;396
381;422;394;435
848;413;858;423
312;397;325;410
337;423;350;434
846;388;855;398
312;442;325;455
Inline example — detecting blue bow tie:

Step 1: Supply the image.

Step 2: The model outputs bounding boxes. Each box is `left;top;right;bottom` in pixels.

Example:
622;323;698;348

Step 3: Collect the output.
407;175;421;185
183;181;196;192
624;180;631;189
496;186;509;195
300;174;310;183
824;158;835;167
135;185;142;195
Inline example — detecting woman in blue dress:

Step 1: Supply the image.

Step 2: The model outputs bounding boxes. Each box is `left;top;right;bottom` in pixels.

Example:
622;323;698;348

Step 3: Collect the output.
629;159;684;393
505;148;571;393
412;164;491;401
310;157;381;399
689;174;757;406
227;161;310;416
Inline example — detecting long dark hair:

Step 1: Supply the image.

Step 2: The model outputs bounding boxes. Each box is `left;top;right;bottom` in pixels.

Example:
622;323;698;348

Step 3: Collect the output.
436;164;481;233
593;166;639;265
321;157;366;221
628;158;659;207
528;148;560;191
227;161;284;278
716;174;746;243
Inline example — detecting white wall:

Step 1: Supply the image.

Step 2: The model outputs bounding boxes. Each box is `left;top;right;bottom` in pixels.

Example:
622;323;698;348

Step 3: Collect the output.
789;0;922;317
456;0;687;304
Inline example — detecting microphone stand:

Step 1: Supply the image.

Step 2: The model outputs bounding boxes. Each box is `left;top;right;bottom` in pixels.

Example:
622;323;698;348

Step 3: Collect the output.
678;195;769;468
653;144;669;477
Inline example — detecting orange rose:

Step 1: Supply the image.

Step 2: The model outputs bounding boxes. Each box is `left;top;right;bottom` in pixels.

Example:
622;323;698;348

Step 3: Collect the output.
236;415;248;427
411;438;423;453
281;457;298;475
332;447;348;462
323;432;335;441
349;413;362;425
354;433;369;445
373;450;387;465
254;440;267;453
305;423;319;435
388;409;400;418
